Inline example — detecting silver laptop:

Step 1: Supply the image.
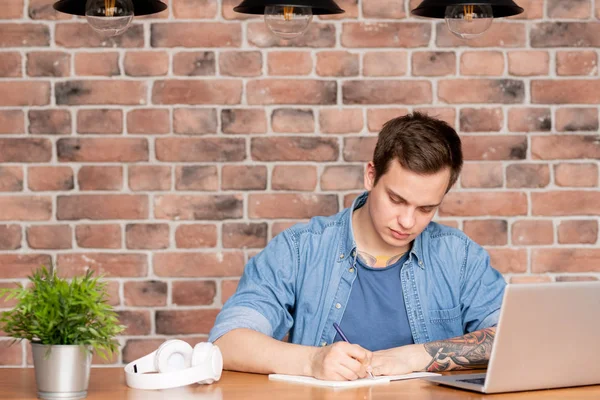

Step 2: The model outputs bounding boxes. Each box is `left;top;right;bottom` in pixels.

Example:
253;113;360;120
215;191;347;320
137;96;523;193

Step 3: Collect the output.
424;281;600;393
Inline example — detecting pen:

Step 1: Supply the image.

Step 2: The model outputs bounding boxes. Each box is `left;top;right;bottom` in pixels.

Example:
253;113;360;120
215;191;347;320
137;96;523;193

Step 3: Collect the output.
333;322;375;379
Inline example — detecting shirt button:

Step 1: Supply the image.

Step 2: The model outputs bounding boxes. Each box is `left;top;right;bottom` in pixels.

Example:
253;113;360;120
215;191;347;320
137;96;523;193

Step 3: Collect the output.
339;254;344;259
352;251;356;257
348;267;355;273
321;342;327;347
419;261;423;266
335;303;341;309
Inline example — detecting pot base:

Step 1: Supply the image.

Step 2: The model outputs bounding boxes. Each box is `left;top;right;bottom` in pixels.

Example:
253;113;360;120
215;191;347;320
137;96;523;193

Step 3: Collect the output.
38;390;87;400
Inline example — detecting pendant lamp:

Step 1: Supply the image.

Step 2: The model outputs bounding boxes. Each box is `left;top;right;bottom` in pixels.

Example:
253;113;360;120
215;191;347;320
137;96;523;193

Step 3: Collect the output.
53;0;167;37
411;0;524;39
233;0;345;39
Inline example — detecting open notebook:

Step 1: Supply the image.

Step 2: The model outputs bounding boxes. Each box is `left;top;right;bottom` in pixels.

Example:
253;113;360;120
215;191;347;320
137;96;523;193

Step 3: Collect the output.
268;372;440;388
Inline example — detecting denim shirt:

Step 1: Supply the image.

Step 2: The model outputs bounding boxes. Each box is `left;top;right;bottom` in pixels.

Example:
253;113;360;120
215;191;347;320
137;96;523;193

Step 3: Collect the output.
209;191;506;347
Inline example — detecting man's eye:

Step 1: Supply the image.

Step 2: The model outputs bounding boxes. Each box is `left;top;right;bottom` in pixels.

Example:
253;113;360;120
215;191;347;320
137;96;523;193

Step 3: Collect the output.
420;207;434;213
390;197;400;204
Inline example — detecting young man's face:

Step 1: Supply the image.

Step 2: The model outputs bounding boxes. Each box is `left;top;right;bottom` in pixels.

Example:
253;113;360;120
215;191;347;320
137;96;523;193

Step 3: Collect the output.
364;159;451;250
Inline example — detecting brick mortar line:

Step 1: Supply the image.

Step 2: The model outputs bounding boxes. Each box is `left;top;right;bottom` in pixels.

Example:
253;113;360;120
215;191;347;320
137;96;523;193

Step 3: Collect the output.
3;104;600;110
4;74;600;80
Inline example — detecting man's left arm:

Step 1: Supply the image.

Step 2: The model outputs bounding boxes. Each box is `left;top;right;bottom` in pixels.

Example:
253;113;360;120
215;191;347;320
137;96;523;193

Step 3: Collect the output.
370;327;495;375
422;326;495;371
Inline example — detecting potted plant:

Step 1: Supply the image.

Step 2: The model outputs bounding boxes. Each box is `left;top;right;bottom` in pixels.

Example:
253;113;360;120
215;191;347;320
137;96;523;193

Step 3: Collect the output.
0;266;124;400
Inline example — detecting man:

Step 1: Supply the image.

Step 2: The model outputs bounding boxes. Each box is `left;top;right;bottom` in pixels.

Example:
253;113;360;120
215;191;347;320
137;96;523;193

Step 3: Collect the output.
208;112;506;381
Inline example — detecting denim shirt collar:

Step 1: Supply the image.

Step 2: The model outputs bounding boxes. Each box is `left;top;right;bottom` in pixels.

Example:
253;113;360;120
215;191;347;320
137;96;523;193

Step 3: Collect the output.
337;191;425;268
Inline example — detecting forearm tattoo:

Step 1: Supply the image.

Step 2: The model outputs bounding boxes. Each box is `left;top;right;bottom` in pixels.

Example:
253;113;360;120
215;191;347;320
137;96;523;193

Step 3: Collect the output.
423;327;495;372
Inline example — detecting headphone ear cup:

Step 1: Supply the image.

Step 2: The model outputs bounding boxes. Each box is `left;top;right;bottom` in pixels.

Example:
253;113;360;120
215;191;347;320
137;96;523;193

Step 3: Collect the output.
191;342;213;366
155;339;193;373
192;342;223;384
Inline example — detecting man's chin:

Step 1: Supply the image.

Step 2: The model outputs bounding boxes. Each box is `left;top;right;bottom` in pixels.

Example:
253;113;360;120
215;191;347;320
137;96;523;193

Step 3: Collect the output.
384;234;412;248
389;228;411;241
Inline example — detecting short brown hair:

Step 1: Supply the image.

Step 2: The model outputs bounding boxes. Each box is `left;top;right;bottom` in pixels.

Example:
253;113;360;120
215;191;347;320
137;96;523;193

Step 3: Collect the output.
372;112;463;192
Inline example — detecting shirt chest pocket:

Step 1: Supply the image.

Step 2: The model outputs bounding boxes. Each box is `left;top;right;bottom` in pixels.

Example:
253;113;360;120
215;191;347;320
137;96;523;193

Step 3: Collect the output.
427;304;463;339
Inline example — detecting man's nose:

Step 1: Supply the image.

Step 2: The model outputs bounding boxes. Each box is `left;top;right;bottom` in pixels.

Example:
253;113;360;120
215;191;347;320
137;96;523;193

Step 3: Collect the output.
398;207;416;230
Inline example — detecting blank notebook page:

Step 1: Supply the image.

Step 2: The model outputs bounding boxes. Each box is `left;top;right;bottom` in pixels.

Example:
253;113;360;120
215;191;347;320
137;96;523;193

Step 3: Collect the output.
268;372;439;388
268;374;390;388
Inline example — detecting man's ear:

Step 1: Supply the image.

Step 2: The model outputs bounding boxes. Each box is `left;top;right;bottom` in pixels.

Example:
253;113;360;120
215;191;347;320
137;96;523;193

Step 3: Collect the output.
364;162;376;191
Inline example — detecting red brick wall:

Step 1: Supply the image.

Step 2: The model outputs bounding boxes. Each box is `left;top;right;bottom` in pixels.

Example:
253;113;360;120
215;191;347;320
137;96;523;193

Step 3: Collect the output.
0;0;598;366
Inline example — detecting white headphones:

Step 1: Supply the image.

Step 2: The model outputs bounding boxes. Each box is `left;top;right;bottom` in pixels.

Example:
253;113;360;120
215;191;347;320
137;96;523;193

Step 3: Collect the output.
124;339;223;390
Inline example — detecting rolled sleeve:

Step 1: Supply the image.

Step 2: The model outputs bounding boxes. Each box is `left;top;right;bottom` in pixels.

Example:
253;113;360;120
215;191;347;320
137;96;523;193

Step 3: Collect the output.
460;240;506;332
476;308;501;331
208;231;298;343
208;306;272;343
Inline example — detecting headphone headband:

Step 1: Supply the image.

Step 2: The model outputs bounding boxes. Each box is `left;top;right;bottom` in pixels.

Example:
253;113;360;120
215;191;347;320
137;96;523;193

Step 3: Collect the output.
124;341;223;390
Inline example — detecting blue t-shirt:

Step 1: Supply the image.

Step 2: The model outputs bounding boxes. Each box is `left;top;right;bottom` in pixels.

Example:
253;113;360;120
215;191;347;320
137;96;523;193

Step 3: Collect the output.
333;253;415;351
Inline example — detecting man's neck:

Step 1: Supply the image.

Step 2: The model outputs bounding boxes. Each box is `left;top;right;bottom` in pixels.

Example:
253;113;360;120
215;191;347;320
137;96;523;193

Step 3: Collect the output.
352;201;411;268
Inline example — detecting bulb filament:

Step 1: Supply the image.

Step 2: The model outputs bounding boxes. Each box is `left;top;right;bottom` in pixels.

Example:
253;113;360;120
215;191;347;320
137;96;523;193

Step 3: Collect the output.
463;4;474;22
105;0;116;17
283;6;294;21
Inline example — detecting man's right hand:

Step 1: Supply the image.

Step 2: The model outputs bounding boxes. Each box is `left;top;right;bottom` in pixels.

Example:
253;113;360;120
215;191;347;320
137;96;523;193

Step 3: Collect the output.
309;342;373;381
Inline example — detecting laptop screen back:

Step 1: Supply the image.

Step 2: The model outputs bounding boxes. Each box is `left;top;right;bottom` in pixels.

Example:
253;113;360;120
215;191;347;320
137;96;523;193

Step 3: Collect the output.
485;282;600;393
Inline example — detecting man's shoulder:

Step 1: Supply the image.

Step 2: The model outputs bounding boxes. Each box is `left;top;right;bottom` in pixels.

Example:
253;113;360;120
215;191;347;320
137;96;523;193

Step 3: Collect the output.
425;221;465;237
284;208;348;239
422;222;489;261
423;221;473;246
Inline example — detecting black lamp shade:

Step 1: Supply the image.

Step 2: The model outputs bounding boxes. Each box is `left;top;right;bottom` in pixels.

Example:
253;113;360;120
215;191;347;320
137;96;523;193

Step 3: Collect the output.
53;0;167;16
233;0;344;15
411;0;524;18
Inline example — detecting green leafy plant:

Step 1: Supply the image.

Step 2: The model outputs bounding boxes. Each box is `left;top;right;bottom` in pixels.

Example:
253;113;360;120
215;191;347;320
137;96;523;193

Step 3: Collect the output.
0;266;124;359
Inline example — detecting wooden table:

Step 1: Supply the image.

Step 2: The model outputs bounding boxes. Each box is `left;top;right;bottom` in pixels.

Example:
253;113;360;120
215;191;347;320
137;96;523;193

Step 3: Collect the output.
1;368;599;399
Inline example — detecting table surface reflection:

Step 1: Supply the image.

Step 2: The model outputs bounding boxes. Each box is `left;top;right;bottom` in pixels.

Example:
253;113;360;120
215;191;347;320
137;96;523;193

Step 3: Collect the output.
1;368;599;399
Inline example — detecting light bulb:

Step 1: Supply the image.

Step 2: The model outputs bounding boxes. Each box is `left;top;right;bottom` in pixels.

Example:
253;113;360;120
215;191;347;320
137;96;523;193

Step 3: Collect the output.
444;4;493;40
264;5;313;40
85;0;134;37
